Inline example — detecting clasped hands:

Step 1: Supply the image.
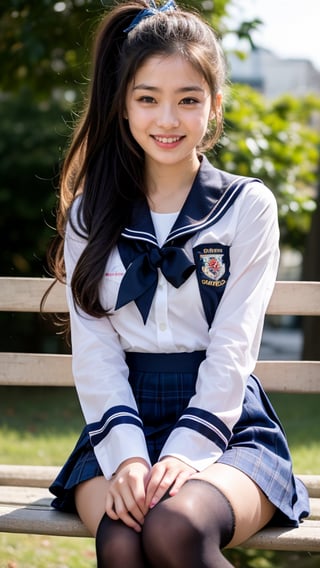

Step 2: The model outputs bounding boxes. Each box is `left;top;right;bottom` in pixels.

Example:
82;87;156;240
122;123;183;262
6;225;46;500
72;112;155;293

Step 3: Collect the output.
105;456;197;532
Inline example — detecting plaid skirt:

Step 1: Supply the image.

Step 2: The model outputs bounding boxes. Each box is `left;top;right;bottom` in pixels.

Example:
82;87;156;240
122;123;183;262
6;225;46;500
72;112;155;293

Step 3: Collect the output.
50;351;309;526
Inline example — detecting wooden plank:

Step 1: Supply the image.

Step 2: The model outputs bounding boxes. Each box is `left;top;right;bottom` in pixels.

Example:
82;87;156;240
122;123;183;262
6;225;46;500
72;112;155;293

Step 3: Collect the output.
244;520;320;551
255;361;320;393
298;475;320;498
1;353;320;392
0;486;314;521
0;353;73;387
309;498;320;520
267;281;320;316
0;467;318;494
0;486;51;506
1;278;320;316
0;277;67;313
0;465;61;488
0;502;319;550
0;503;90;537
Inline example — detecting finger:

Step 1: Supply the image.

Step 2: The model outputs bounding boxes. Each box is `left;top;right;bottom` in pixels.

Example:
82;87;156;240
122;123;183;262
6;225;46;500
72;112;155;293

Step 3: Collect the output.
113;494;142;533
122;492;145;526
125;469;148;517
146;468;177;509
169;470;194;496
111;478;146;526
105;492;119;521
145;463;166;506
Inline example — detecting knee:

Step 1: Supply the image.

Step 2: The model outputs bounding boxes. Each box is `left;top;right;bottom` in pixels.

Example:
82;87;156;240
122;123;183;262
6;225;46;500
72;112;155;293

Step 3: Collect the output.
142;498;200;566
96;514;141;567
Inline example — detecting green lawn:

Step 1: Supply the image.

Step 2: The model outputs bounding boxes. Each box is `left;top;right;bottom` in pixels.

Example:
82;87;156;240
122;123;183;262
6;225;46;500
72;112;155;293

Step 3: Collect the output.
0;386;319;568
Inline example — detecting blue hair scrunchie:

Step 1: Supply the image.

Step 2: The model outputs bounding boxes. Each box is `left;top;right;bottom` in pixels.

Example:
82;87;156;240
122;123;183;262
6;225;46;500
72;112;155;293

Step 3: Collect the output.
124;0;177;33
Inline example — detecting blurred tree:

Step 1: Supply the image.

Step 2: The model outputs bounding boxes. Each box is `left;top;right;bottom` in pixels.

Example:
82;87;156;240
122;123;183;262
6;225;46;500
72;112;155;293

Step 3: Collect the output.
0;0;236;101
0;0;320;357
0;0;259;276
213;87;320;250
0;0;107;101
213;88;320;359
301;155;320;360
0;89;68;276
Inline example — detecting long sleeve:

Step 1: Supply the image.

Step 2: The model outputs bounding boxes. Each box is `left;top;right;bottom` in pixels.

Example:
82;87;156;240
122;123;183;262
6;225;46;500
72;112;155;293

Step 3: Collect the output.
159;181;280;470
64;204;151;479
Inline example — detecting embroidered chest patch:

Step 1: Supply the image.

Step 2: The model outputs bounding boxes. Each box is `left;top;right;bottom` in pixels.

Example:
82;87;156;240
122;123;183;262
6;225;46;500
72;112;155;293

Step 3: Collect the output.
193;243;230;326
200;252;225;285
196;245;229;287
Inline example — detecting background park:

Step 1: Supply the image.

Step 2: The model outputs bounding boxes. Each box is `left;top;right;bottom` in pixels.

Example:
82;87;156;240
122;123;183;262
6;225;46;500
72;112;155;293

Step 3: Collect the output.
0;0;320;566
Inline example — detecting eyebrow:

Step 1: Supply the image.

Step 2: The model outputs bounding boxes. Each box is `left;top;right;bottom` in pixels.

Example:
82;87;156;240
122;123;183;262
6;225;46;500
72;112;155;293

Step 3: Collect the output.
132;84;205;93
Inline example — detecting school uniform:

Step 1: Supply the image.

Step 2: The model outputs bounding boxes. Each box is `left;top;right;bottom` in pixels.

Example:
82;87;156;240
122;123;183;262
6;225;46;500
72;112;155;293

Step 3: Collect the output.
50;155;309;526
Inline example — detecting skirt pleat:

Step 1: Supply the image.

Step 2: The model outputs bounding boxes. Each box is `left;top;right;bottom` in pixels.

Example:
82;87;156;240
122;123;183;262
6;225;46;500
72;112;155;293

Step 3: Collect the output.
50;351;310;525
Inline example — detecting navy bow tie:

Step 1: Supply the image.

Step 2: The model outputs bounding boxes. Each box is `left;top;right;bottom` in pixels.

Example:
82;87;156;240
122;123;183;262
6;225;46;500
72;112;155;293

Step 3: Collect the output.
115;244;195;323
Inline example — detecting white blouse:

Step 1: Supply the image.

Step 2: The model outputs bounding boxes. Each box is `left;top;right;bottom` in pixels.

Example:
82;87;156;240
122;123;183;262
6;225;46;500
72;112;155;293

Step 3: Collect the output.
150;210;179;247
64;158;280;480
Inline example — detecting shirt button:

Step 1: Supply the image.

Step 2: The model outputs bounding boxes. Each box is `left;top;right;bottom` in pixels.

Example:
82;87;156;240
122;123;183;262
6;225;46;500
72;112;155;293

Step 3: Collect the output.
159;322;167;331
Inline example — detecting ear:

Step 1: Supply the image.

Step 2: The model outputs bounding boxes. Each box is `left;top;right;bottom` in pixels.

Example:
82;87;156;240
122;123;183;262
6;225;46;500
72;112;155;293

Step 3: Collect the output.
209;92;223;120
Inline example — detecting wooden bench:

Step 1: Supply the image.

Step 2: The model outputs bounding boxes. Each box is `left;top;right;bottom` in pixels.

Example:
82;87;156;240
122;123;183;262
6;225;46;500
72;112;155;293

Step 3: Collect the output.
0;277;319;551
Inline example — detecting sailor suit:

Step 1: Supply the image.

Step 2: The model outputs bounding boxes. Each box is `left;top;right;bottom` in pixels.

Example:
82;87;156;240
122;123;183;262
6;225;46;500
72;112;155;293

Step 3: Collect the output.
50;156;309;526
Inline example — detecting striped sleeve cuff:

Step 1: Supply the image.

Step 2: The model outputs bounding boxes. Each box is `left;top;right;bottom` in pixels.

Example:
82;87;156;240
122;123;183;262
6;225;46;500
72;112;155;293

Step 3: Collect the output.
174;407;231;452
88;405;144;447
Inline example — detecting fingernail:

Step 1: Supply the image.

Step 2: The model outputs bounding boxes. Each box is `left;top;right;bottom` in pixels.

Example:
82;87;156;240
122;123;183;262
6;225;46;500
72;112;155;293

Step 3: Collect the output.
149;499;158;509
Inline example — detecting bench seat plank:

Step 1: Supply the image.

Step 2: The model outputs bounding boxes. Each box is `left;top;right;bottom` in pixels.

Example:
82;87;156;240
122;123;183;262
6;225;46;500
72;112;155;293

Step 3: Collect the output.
244;520;320;552
1;484;319;518
0;501;319;551
0;503;90;537
1;489;318;522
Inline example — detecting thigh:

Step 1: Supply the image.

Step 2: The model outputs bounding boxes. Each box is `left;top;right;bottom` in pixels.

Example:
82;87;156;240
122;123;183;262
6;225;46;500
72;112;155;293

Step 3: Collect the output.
74;475;109;536
192;463;276;547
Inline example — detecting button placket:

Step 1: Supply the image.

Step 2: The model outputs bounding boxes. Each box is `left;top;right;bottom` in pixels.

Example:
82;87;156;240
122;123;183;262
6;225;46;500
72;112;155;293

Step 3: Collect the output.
155;272;173;348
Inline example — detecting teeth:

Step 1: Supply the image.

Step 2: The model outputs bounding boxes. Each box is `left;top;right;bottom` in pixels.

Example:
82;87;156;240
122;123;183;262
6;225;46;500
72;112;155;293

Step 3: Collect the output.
154;136;181;144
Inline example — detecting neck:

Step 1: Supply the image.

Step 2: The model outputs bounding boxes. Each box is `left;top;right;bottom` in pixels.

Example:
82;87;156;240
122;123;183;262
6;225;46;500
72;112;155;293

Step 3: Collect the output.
145;154;200;213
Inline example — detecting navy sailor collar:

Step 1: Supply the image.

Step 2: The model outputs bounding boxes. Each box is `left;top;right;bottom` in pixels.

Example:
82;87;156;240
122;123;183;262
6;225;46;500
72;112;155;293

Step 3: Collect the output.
116;156;261;322
121;155;251;247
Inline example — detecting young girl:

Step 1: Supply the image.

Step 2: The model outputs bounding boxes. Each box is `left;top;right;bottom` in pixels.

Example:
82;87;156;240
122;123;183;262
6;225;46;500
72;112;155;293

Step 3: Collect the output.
48;1;309;566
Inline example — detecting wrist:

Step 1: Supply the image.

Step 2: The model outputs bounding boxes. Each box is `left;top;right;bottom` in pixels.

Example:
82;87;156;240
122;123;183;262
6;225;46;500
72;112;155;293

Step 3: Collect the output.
114;457;150;475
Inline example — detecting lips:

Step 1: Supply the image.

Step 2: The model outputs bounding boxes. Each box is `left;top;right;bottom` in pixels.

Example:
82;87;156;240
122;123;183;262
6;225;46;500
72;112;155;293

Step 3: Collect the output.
152;135;184;144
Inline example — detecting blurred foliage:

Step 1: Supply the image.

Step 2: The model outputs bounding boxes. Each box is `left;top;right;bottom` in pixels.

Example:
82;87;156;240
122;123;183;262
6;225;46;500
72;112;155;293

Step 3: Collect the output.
0;89;68;276
213;86;320;249
0;0;240;100
0;0;108;100
0;0;320;271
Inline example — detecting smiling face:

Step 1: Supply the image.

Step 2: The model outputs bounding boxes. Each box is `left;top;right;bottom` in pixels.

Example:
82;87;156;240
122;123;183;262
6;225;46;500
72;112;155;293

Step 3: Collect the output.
125;54;219;171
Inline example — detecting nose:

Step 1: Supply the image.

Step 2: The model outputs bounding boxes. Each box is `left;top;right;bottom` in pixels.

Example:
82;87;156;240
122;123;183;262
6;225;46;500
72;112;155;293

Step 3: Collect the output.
156;104;180;129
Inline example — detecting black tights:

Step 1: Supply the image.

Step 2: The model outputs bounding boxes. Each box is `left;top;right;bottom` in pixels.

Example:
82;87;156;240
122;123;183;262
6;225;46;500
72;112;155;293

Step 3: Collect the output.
96;479;235;568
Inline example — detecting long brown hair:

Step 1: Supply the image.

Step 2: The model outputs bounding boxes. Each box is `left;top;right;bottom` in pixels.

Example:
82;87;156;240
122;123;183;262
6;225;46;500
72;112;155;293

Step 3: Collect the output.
45;0;226;318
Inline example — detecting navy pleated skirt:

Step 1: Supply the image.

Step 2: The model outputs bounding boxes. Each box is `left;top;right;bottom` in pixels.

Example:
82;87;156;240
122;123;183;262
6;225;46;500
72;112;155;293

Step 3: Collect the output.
50;351;310;526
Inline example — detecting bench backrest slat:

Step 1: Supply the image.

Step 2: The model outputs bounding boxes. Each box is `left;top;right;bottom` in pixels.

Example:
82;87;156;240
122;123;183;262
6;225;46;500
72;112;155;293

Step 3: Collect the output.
0;278;319;394
1;278;320;316
0;353;319;393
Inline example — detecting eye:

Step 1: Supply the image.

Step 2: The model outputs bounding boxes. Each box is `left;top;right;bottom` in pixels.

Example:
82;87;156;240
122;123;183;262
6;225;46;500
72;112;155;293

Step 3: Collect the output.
179;97;199;105
137;96;156;104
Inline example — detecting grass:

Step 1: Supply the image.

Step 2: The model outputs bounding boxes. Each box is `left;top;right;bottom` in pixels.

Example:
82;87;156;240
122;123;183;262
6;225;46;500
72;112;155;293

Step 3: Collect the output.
0;534;96;568
0;386;320;567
